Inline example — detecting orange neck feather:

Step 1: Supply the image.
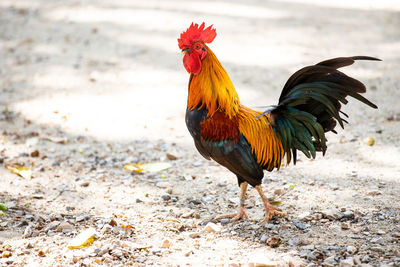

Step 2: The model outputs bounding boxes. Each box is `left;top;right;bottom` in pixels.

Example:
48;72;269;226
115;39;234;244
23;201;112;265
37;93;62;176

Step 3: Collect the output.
188;45;239;118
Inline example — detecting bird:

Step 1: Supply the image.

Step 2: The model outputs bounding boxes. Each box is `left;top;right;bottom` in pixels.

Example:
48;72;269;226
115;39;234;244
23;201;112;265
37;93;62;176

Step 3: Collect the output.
178;22;379;223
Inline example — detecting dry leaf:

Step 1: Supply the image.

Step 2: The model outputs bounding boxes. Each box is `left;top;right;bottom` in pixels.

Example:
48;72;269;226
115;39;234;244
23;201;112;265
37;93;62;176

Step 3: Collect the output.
7;165;32;180
124;162;171;173
42;136;68;144
160;239;171;248
67;228;97;249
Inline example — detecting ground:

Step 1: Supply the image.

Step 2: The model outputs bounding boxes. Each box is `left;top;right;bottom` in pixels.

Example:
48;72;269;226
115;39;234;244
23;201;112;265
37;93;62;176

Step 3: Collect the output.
1;0;400;266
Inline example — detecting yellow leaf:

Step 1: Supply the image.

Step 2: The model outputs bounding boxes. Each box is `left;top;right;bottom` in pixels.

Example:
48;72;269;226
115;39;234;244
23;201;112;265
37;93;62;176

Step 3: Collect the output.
269;200;282;206
7;165;32;180
67;228;97;249
124;162;171;173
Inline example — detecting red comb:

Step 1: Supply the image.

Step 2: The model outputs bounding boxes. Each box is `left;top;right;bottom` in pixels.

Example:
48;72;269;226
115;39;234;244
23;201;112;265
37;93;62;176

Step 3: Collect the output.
178;22;217;49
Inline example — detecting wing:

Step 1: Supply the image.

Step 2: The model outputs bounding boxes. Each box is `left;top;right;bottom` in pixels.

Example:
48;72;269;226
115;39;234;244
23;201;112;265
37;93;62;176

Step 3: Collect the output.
185;108;264;186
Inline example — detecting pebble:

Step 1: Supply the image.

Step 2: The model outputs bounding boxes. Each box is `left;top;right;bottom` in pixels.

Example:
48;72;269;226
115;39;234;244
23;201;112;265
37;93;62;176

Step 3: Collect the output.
376;230;386;235
156;182;171;188
343;211;355;219
260;234;268;243
288;238;301;246
188;232;200;238
341;222;350;230
321;209;343;220
339;257;354;267
264;223;276;230
203;222;221;233
160;239;171;248
324;256;337;266
292;219;310;230
220;218;230;224
161;194;171;201
181;211;194;218
392;232;400;238
370;237;383;243
57;221;74;233
250;224;260;230
347;245;357;254
44;221;60;232
362;255;372;263
370;246;384;253
298;211;312;222
79;181;90;187
23;225;32;238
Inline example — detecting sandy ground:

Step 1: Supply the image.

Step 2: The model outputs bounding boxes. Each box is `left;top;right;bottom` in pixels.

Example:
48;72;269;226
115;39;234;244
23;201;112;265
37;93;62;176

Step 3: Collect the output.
1;0;400;266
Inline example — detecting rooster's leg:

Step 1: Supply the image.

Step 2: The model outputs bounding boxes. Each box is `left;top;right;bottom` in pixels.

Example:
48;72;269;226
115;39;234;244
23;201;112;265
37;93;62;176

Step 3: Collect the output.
255;185;285;223
217;182;248;222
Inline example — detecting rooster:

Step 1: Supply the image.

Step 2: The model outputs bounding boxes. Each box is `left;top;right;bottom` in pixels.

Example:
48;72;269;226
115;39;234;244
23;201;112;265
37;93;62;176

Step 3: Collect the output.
178;22;379;223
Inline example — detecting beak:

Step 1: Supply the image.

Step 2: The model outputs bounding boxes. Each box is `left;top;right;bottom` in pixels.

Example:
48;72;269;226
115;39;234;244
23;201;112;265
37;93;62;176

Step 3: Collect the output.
181;48;191;54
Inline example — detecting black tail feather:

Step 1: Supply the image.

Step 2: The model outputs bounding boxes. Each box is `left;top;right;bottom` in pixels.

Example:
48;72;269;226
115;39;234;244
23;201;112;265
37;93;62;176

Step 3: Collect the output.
269;56;379;165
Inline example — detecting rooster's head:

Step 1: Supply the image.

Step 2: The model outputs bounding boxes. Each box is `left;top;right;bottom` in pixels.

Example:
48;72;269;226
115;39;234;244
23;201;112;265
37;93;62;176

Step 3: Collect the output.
178;22;216;75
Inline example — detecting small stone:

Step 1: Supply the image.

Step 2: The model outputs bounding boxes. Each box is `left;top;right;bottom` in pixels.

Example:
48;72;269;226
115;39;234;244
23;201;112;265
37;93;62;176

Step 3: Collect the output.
156;182;171;188
57;222;74;232
302;244;315;250
294;221;310;230
347;245;357;254
367;190;381;196
321;209;342;220
30;150;39;157
44;221;60;232
274;189;283;195
32;194;44;199
166;153;178;160
181;211;194;218
376;230;386;235
392;232;400;238
250;224;260;230
203;222;221;233
324;256;337;266
1;251;12;258
341;222;350;230
298;212;312;221
288;238;301;246
79;181;90;187
329;184;339;191
361;255;372;263
264;223;276;230
160;239;171;248
37;250;45;257
370;237;383;243
161;194;171;201
343;211;355;219
370;246;384;253
260;234;268;243
192;161;203;167
188;232;200;238
353;255;362;265
339;257;354;267
76;216;86;222
266;237;281;248
220;218;230;224
184;250;193;257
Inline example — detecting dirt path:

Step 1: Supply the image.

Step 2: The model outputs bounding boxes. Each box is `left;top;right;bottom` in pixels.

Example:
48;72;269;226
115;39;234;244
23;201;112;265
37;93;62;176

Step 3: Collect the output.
1;0;400;266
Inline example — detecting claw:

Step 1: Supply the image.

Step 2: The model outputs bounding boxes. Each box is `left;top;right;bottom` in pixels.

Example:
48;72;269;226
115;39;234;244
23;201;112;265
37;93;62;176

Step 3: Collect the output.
255;184;286;223
217;206;248;223
259;204;286;224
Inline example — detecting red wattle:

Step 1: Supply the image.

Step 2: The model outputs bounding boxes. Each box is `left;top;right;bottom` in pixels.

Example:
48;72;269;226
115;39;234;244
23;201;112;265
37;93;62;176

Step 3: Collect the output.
183;53;201;75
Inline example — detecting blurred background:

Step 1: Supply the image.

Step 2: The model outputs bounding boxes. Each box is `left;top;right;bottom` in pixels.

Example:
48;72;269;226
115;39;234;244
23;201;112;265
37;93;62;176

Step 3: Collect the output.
1;0;399;145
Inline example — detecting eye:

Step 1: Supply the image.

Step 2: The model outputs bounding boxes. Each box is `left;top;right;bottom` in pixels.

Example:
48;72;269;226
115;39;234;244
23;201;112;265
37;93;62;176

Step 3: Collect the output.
194;44;201;50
